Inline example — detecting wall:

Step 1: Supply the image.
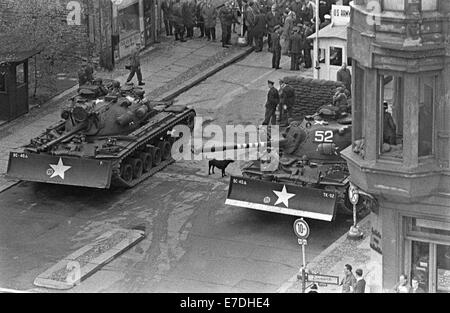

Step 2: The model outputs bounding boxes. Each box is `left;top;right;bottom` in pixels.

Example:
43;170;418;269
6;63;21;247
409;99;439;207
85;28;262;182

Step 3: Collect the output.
284;76;345;121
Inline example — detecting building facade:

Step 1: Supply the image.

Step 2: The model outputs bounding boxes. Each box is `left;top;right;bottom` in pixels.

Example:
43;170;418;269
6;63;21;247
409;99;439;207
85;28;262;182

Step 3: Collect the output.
342;0;450;292
0;0;163;70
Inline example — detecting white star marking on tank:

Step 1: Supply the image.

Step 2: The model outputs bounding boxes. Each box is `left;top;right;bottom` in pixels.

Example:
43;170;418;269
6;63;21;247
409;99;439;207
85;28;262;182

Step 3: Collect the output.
49;158;71;179
273;185;295;207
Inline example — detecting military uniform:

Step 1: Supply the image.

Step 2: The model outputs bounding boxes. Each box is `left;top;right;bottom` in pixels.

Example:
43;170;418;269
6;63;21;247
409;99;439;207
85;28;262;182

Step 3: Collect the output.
126;47;144;85
219;5;234;47
78;64;94;86
263;82;280;125
289;29;303;70
279;82;295;124
270;28;281;69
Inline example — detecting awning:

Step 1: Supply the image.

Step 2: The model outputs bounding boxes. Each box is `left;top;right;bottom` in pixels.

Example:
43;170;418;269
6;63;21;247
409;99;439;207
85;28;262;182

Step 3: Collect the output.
225;176;337;221
0;35;42;64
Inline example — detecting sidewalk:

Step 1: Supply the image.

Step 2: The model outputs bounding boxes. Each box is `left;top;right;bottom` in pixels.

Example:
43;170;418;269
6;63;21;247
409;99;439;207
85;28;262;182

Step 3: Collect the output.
0;33;254;194
278;215;383;293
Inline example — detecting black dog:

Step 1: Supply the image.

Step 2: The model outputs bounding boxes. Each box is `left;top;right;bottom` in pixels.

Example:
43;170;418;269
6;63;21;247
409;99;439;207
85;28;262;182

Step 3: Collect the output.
208;159;235;177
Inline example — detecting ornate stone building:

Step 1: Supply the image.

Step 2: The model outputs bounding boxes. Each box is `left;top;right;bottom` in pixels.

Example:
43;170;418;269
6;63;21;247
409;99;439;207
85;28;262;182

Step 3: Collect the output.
342;0;450;292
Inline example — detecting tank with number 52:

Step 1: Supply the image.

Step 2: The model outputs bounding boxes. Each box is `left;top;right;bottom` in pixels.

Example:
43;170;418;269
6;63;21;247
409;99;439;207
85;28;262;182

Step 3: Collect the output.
199;107;369;222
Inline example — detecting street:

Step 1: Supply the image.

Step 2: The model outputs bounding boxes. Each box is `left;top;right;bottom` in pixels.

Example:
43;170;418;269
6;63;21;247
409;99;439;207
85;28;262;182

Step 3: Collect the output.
0;52;352;293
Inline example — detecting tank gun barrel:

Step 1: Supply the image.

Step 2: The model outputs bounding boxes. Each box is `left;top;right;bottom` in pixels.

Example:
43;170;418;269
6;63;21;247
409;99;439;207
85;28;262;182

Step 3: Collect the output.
193;139;287;155
37;121;88;152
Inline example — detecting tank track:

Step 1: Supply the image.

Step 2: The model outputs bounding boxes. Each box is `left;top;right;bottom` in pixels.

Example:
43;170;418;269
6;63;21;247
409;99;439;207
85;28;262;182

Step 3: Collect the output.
111;109;195;188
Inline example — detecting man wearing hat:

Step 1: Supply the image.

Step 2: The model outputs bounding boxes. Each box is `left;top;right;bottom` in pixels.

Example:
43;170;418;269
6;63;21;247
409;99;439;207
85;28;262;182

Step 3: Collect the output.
308;284;319;293
270;25;282;69
320;14;331;29
279;79;296;125
263;80;280;125
266;4;282;50
383;101;397;145
288;26;303;70
126;43;145;86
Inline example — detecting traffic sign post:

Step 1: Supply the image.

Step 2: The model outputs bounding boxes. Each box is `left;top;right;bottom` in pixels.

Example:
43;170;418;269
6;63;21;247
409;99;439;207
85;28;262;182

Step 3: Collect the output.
293;219;310;293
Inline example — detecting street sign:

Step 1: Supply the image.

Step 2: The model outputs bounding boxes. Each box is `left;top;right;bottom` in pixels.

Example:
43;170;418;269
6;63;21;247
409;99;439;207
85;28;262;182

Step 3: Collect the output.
293;218;310;239
307;273;340;285
297;238;308;246
348;184;359;205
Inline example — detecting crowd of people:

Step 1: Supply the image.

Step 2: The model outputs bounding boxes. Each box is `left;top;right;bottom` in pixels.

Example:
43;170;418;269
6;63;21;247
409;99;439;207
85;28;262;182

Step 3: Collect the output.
160;0;340;66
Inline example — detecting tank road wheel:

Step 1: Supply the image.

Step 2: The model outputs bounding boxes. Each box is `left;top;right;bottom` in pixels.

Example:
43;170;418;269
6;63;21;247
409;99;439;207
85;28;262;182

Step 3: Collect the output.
140;152;153;172
158;140;172;161
152;147;162;166
121;163;133;183
130;158;143;179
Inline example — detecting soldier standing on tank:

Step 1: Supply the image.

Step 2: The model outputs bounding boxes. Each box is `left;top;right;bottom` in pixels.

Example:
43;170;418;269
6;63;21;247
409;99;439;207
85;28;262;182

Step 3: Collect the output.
263;80;280;125
126;43;145;86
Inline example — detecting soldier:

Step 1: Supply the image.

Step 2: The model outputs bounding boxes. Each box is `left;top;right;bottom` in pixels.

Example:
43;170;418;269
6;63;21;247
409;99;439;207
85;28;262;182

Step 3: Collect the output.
262;80;279;125
337;62;352;96
244;1;257;47
288;26;303;70
161;0;173;36
126;43;145;86
92;78;108;97
196;0;206;38
183;0;196;39
270;25;282;69
78;60;94;86
303;21;313;68
202;0;218;41
281;10;295;55
320;14;331;29
219;2;234;48
383;101;397;145
266;4;282;51
172;0;186;42
253;9;267;52
279;79;296;125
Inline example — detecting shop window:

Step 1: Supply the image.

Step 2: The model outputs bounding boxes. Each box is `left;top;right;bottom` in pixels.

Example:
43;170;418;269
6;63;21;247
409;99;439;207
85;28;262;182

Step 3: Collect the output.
16;63;25;86
383;0;404;11
418;76;435;158
436;245;450;293
118;3;140;39
0;71;6;92
411;241;430;292
421;0;437;11
329;47;342;66
379;75;403;159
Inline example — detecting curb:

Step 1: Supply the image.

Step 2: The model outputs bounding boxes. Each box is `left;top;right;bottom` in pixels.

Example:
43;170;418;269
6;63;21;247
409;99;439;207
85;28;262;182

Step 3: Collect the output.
158;45;254;101
0;45;254;194
276;214;372;293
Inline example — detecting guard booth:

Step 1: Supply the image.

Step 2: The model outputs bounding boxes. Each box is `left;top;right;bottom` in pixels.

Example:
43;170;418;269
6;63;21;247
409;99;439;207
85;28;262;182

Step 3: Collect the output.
0;50;40;123
309;4;351;81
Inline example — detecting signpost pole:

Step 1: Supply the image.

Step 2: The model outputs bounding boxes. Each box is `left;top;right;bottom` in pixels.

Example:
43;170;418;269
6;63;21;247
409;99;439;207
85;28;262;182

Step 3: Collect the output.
301;243;306;293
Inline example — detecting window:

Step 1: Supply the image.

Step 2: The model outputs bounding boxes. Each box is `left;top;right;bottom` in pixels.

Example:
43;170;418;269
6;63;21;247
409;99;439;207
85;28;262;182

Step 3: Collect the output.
436;245;450;293
0;70;6;92
422;0;438;11
411;241;430;292
329;47;342;66
16;63;25;86
383;0;404;11
319;48;326;64
418;76;435;157
379;74;403;159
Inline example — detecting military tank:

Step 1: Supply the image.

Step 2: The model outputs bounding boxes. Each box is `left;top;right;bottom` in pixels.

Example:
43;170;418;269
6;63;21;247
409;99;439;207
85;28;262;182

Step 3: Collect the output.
198;107;366;222
7;81;196;189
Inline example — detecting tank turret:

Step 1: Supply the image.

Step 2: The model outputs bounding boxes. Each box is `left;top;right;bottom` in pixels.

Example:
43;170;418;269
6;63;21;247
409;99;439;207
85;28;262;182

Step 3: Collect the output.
7;81;196;189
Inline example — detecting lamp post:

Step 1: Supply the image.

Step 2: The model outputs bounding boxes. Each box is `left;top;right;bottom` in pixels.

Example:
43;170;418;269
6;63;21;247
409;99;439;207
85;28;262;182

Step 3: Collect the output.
347;183;364;240
314;0;320;79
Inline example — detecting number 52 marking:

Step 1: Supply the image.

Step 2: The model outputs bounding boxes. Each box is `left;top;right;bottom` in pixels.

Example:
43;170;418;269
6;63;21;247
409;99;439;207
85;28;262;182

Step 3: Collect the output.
314;130;334;143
